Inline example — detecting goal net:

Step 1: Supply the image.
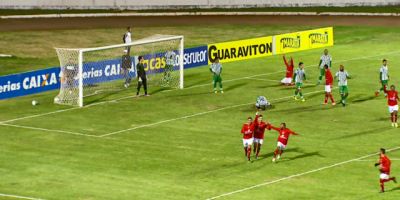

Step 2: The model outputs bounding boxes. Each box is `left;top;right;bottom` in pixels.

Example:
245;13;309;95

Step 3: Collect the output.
54;34;184;107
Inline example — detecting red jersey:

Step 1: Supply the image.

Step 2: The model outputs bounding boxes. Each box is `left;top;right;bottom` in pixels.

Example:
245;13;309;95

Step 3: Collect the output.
385;90;399;106
379;154;391;174
325;69;333;85
283;56;294;78
271;126;297;145
253;115;271;139
241;123;254;139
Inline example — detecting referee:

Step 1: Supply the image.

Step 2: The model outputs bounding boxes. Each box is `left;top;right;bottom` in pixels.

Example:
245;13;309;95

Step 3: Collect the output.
136;56;148;96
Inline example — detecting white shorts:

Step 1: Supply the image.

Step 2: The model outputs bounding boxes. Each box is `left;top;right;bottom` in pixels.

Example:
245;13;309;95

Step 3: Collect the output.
281;77;292;84
389;105;399;113
325;85;332;93
380;173;390;180
277;142;286;150
242;138;253;147
253;138;264;144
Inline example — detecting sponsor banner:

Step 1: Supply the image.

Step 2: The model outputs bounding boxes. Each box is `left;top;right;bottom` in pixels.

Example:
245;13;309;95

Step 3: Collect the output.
208;36;273;64
0;45;208;100
274;27;333;54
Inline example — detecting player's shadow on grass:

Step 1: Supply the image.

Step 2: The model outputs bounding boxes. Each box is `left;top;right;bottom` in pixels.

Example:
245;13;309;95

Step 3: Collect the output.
256;83;282;89
257;147;301;161
281;151;324;162
225;82;249;92
349;94;377;104
327;127;391;142
387;186;400;193
279;84;316;90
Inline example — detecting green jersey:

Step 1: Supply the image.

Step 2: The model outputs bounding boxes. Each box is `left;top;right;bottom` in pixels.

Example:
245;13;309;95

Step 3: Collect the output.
294;68;306;83
320;54;332;68
380;65;389;81
210;63;222;75
335;70;350;86
165;51;176;66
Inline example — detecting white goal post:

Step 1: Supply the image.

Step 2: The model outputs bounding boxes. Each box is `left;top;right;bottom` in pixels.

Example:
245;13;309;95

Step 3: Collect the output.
54;35;184;107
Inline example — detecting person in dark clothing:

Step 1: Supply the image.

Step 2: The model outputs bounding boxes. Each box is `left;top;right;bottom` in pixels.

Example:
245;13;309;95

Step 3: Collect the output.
136;56;148;96
121;49;132;88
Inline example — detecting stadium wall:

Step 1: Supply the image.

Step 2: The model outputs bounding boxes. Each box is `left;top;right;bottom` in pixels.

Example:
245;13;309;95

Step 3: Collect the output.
0;27;332;100
0;0;399;10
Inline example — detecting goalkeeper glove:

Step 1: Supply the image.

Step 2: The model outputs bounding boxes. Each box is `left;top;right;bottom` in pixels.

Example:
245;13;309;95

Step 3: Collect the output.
374;163;380;167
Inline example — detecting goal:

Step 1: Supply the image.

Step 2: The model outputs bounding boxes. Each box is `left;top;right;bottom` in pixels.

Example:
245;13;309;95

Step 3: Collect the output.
54;35;184;107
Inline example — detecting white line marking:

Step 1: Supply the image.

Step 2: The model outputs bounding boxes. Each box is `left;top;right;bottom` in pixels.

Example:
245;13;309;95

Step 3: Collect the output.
0;123;100;138
206;146;400;200
1;50;398;125
100;88;333;137
0;193;45;200
354;158;400;162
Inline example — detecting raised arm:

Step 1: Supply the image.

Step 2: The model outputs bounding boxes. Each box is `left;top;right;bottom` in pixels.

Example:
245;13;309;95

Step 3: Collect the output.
269;125;280;132
283;55;289;67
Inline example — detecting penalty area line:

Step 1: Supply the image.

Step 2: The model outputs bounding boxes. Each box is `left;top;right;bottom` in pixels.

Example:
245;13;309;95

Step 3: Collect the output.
0;193;45;200
100;88;333;137
206;146;400;200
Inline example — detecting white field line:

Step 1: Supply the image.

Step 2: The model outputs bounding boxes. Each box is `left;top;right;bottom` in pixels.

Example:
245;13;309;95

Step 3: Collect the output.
1;50;398;125
354;158;400;162
0;193;45;200
100;87;334;137
206;146;400;200
0;123;100;138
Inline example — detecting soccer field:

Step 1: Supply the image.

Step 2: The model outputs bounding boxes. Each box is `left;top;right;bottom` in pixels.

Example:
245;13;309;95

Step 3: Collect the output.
1;24;400;200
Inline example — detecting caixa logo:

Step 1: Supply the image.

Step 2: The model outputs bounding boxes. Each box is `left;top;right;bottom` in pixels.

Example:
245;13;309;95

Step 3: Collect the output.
281;36;301;49
22;73;59;89
309;32;329;44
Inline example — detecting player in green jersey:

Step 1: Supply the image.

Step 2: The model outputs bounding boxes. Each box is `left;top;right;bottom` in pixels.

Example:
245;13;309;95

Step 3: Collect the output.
293;62;306;102
335;64;351;107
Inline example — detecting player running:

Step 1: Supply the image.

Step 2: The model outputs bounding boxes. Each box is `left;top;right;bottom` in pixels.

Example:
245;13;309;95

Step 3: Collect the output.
293;62;306;102
281;55;294;86
317;49;332;85
270;123;299;162
241;117;255;161
374;148;397;193
323;64;335;105
253;112;271;159
335;64;351;107
383;85;399;128
210;58;223;94
376;59;389;97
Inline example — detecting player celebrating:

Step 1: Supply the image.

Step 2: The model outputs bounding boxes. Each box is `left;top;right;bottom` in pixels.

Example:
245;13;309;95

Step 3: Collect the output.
210;58;223;94
376;59;389;97
384;85;399;127
281;55;294;86
293;62;306;102
317;49;332;85
241;117;255;161
270;123;299;162
335;64;351;107
374;148;397;193
253;112;271;159
323;64;335;105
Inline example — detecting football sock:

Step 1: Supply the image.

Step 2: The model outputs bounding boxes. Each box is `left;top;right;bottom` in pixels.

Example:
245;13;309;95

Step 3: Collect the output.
295;90;299;96
324;94;328;103
299;92;303;97
247;147;251;159
244;147;247;156
329;94;335;103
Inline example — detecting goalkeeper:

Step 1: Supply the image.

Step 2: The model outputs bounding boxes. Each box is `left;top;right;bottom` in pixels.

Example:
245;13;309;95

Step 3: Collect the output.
210;58;223;94
136;56;148;96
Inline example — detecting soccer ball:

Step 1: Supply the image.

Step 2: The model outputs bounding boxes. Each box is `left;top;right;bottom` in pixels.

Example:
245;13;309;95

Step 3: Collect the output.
32;100;38;106
54;97;60;103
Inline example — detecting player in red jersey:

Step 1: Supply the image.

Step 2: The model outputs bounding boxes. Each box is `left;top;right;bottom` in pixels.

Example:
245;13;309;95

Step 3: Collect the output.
323;64;336;105
374;148;397;192
253;112;271;159
270;123;299;162
241;117;255;161
281;55;295;86
383;85;399;127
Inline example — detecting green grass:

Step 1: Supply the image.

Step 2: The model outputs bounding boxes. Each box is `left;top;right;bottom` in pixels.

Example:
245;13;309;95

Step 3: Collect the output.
1;25;400;199
1;6;400;16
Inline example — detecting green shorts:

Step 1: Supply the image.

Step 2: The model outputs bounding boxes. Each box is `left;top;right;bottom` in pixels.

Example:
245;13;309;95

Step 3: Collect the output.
213;74;222;83
381;80;388;86
320;68;325;76
295;82;303;89
339;85;349;94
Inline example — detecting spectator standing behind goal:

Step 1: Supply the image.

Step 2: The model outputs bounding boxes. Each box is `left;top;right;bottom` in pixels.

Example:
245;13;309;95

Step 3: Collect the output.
210;58;223;94
136;56;148;96
123;27;132;54
121;49;132;88
163;48;176;85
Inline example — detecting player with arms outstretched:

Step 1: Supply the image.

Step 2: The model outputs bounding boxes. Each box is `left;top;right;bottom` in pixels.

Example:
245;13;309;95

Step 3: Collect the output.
241;117;255;161
323;64;336;105
335;64;351;106
317;49;332;85
384;85;399;127
281;55;294;86
374;148;397;193
293;62;306;102
253;112;271;159
270;123;299;162
376;59;389;97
